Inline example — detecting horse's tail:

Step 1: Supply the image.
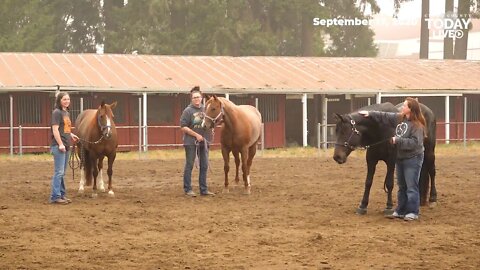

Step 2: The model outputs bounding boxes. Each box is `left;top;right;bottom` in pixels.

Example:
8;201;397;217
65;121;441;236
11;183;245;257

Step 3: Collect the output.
84;150;93;186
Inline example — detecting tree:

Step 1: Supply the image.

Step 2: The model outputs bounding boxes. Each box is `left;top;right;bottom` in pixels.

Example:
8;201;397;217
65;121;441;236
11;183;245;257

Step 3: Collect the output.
443;0;454;59
0;0;102;53
419;0;429;59
323;0;378;57
453;0;471;59
0;0;381;57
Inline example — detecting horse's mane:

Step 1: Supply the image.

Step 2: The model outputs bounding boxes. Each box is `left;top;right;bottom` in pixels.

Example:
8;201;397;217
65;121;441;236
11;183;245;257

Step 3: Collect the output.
217;97;236;110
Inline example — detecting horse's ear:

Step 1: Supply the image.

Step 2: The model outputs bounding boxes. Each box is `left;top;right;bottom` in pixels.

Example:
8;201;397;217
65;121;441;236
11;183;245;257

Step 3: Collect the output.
204;94;210;100
110;101;117;110
213;95;218;100
101;100;106;107
333;113;344;122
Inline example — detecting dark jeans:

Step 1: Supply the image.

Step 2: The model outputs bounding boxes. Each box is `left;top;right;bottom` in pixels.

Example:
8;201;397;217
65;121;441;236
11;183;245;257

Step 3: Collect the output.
395;152;424;215
183;144;209;194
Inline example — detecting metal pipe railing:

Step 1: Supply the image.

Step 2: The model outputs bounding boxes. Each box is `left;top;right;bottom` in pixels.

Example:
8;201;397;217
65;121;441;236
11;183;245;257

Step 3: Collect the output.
0;125;264;154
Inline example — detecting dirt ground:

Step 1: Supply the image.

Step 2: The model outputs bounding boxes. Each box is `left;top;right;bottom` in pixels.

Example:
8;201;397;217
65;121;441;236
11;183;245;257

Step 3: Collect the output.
0;148;479;270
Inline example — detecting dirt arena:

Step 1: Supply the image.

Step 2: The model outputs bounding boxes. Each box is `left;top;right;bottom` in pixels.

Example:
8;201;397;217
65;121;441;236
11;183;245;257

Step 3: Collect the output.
0;147;479;269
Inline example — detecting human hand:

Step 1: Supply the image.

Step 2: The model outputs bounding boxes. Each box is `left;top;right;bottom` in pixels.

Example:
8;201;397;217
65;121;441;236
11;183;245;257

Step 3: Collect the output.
59;144;66;152
358;110;369;117
195;134;204;142
71;133;79;142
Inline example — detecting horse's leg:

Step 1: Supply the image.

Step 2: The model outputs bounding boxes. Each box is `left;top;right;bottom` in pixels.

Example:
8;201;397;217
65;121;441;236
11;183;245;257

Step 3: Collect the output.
427;151;437;206
91;156;99;198
106;151;116;197
419;161;429;206
78;148;90;195
240;147;250;195
78;168;85;194
245;143;257;192
383;161;395;215
97;156;106;192
357;158;378;215
233;151;240;185
222;146;231;193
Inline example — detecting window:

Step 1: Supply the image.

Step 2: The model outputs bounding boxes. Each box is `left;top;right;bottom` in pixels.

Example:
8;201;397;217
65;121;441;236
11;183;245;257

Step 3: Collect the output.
133;95;175;125
147;95;174;124
93;95;125;123
68;95;94;123
179;94;190;113
258;95;278;123
0;95;9;124
17;95;42;125
467;97;480;122
230;96;251;106
352;97;371;110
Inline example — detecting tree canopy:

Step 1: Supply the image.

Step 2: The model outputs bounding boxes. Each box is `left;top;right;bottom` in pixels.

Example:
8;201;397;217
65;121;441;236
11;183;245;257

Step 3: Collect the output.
0;0;379;57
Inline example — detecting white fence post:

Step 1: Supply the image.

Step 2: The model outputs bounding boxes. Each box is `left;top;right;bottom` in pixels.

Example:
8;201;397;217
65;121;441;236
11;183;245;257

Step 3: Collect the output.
9;95;13;156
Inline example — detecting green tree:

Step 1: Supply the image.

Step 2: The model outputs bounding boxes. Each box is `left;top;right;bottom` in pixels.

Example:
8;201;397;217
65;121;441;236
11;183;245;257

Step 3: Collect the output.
322;0;378;57
0;0;380;57
0;0;102;53
0;0;57;52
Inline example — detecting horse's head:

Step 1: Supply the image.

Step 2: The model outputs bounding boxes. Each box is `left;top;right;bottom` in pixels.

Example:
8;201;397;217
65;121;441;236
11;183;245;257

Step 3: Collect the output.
333;113;364;164
202;95;223;129
96;101;117;140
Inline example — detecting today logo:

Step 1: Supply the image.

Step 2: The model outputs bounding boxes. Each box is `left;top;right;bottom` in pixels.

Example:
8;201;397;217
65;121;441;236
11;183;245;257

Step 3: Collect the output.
425;18;471;39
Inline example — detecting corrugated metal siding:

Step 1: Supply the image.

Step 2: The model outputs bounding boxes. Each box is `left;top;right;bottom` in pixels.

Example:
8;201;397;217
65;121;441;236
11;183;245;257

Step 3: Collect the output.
0;53;479;94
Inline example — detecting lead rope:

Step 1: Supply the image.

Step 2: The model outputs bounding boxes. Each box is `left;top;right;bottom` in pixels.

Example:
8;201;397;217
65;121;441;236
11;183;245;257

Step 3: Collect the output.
68;135;102;183
69;143;80;182
194;128;214;172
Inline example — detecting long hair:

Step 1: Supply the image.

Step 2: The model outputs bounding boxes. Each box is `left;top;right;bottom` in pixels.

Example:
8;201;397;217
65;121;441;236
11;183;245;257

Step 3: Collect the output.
55;92;70;110
405;97;427;137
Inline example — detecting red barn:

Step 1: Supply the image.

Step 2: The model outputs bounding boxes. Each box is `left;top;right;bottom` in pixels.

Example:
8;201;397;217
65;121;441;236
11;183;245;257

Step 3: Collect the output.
0;53;479;153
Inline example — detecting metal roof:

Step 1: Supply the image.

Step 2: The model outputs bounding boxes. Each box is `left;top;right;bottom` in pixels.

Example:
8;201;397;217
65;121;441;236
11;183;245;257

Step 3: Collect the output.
0;52;479;94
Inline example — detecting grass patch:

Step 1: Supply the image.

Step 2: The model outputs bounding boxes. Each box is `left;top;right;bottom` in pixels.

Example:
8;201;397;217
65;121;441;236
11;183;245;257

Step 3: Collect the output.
0;142;478;162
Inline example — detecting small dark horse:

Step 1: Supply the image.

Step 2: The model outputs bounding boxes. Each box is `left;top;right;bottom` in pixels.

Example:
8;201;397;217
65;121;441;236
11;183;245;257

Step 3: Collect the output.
202;96;262;194
75;101;118;197
333;102;436;215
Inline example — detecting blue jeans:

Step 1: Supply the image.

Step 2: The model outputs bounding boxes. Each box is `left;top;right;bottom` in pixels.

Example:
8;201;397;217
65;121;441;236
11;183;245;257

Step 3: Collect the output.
50;145;70;202
395;153;424;215
183;144;209;194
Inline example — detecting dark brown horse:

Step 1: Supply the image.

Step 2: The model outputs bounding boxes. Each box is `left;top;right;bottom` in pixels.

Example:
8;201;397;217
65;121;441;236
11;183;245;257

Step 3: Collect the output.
203;96;262;194
75;101;118;197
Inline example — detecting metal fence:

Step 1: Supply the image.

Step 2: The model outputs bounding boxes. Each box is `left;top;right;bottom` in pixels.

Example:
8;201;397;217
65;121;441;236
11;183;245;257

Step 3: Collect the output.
0;124;266;156
316;121;480;150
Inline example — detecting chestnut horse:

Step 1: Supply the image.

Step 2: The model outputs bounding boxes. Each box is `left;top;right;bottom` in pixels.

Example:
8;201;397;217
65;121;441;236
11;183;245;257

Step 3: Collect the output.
75;101;118;197
203;96;262;194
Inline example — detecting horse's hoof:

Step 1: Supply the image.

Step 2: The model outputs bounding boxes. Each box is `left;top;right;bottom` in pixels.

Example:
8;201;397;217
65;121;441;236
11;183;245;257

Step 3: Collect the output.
356;207;367;215
383;208;394;215
91;193;98;198
429;201;437;208
243;187;251;195
99;188;106;193
78;189;84;194
108;190;115;197
223;188;230;193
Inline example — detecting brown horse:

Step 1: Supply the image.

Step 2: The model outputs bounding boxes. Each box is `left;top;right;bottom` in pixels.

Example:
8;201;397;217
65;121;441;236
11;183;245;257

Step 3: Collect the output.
75;101;118;197
203;96;262;194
